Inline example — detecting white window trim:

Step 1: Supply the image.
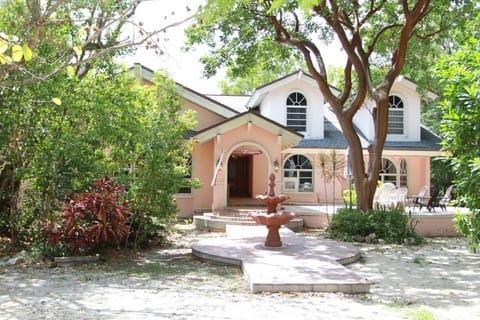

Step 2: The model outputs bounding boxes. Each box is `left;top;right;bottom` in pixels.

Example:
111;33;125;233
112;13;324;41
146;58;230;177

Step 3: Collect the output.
387;93;408;139
285;90;308;134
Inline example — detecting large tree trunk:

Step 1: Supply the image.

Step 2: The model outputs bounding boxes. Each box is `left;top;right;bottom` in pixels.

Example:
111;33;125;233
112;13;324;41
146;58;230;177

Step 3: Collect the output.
336;97;390;211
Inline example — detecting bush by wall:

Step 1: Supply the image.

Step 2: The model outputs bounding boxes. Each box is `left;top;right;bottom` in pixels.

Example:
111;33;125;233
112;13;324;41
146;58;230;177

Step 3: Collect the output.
328;207;422;244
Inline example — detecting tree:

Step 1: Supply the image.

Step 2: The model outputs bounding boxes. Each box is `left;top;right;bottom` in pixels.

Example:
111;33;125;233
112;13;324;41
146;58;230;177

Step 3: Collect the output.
0;0;191;88
435;38;480;252
186;0;473;210
218;44;304;94
0;63;197;245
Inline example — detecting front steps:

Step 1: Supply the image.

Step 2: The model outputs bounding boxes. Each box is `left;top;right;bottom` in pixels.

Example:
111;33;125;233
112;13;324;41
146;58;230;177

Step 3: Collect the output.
193;208;304;232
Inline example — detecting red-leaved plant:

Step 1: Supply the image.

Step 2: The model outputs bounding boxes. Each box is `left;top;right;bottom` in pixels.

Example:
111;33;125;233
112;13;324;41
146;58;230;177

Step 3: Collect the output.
42;176;131;254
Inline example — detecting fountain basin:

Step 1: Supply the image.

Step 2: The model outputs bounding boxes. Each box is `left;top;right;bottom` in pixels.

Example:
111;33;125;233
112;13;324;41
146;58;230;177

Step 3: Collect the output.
250;211;296;247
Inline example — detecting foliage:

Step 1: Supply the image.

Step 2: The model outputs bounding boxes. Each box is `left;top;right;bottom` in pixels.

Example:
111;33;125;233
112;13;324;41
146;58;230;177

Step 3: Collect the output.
342;189;357;208
218;49;305;94
455;211;480;253
0;0;188;87
434;37;480;251
0;33;32;64
41;176;131;255
317;151;343;214
185;0;474;211
0;62;197;247
127;73;198;248
328;208;421;244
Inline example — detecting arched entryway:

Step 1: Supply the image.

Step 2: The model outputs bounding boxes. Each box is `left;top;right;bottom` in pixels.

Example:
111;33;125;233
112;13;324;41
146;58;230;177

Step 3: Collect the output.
226;143;271;205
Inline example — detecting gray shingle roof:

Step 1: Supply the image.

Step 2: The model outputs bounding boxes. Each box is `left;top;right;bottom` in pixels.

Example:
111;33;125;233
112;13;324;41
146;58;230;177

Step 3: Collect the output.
295;119;441;151
383;127;442;151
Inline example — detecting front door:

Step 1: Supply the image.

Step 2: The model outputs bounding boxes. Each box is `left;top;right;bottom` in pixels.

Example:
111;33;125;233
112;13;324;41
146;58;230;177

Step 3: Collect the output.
228;156;252;198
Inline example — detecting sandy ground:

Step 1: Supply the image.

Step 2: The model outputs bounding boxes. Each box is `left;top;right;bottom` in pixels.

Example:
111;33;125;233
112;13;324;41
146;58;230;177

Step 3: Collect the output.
0;226;479;320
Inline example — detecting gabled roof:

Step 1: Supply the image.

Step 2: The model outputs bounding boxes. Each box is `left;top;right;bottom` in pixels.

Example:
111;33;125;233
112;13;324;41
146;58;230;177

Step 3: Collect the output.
205;94;250;113
394;76;438;101
177;85;239;118
246;70;320;108
130;63;239;119
291;108;442;155
195;110;302;149
131;63;441;154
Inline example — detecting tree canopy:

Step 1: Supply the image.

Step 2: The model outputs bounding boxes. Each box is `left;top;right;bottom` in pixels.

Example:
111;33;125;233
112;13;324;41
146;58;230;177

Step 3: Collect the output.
186;0;476;210
435;38;480;252
0;62;197;248
0;0;190;88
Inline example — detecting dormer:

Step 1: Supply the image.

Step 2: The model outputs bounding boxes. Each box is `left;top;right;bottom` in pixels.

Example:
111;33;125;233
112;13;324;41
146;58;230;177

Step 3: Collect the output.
246;71;325;139
353;76;437;142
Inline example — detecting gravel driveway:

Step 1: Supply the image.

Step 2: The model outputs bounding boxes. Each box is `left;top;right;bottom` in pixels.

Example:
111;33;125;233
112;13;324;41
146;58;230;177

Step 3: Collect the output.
1;225;479;320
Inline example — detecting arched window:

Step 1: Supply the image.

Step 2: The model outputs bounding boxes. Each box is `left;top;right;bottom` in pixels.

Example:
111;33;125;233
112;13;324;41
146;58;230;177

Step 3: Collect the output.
379;158;408;187
388;95;404;135
283;154;313;192
379;158;397;186
286;92;307;132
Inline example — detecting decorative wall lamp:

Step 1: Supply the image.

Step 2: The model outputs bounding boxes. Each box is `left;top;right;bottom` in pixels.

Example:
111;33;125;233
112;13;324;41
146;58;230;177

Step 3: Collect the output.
273;160;280;172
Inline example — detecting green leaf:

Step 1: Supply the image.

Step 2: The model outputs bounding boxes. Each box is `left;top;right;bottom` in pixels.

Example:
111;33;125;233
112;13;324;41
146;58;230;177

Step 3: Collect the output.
11;44;23;62
0;53;8;64
67;65;76;77
22;44;32;61
52;97;62;105
0;39;8;54
73;45;82;55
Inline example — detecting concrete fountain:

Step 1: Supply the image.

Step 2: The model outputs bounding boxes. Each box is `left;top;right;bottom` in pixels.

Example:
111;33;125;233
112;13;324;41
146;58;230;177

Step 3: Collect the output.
250;173;296;247
191;172;370;294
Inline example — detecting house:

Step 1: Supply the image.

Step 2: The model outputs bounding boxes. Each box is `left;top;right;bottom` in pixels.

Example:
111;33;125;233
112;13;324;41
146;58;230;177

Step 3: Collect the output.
131;64;442;218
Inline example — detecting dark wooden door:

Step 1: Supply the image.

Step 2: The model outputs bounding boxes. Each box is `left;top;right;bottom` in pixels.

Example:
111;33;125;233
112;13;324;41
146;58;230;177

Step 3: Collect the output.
228;156;251;197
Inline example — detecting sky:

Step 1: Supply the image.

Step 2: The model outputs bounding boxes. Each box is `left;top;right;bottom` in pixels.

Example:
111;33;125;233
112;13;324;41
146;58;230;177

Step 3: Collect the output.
121;0;225;93
121;0;344;94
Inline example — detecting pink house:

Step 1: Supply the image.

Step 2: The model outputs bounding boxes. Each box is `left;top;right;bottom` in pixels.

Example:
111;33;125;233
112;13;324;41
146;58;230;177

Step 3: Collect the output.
132;64;442;219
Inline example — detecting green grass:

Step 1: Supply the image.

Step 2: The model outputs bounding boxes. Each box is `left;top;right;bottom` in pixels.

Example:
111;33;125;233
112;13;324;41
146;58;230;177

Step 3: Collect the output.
408;308;438;320
412;255;426;265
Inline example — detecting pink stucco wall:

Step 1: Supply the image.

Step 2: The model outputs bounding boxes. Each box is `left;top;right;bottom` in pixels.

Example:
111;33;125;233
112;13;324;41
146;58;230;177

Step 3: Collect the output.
405;156;430;196
180;98;226;131
175;112;434;217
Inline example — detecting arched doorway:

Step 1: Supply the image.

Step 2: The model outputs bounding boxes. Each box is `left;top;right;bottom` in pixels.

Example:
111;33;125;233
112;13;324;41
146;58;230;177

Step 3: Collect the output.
227;144;269;205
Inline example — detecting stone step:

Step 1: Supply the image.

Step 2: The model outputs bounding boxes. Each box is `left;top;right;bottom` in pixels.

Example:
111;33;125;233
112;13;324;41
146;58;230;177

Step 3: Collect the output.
194;213;303;232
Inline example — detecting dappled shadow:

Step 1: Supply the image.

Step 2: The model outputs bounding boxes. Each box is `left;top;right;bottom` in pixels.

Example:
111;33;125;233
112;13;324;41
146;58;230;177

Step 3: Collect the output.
349;238;480;308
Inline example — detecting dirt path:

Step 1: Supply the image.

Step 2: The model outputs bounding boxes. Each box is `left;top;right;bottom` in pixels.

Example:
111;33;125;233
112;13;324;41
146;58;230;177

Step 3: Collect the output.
0;226;479;320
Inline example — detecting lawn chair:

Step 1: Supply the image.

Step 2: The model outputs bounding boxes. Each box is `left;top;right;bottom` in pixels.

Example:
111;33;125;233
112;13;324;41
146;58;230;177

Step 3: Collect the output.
391;187;408;210
437;185;454;212
373;182;397;210
410;185;431;211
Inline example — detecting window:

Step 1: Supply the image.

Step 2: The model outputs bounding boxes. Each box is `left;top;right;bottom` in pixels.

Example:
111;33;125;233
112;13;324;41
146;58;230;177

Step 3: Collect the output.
286;92;307;132
379;158;398;186
178;156;192;194
283;154;313;192
388;95;404;135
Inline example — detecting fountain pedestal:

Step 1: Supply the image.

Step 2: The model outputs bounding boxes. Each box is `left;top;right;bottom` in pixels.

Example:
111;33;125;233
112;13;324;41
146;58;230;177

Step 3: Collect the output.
250;173;296;247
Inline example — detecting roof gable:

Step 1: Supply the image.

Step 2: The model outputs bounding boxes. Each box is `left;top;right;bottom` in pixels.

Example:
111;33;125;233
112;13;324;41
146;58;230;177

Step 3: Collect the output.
131;63;239;119
195;111;302;149
246;70;319;108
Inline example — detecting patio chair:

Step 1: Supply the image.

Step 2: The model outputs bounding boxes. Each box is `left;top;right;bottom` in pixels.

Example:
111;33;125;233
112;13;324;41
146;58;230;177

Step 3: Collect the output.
391;187;408;210
373;182;397;210
437;185;454;212
410;185;431;211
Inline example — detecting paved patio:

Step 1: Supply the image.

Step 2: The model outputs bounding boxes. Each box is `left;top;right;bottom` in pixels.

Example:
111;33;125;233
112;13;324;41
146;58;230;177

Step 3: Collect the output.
192;225;370;294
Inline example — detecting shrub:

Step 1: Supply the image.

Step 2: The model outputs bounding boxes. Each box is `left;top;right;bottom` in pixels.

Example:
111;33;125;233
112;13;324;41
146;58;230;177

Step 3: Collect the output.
328;207;422;244
455;210;480;253
41;176;131;255
342;188;357;208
